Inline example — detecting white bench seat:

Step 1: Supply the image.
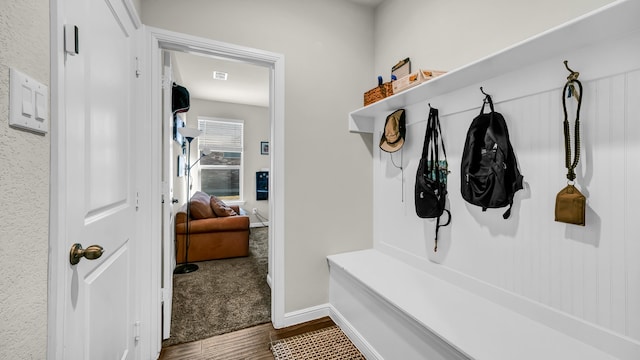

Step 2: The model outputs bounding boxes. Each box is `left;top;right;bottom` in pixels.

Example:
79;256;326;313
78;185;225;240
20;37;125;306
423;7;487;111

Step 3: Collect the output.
328;249;617;360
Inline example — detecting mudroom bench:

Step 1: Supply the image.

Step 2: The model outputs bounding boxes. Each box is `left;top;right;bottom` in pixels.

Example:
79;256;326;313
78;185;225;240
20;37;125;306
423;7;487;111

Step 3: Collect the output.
330;1;640;359
328;249;617;360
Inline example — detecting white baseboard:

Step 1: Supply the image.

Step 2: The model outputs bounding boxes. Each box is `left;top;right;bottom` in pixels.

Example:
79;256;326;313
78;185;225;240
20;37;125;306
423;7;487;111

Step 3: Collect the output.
328;304;383;360
278;303;381;359
250;222;269;228
280;304;331;328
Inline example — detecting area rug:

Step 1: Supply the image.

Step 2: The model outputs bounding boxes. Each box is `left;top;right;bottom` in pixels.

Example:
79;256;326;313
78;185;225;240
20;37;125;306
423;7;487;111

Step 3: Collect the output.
270;325;365;360
163;226;271;347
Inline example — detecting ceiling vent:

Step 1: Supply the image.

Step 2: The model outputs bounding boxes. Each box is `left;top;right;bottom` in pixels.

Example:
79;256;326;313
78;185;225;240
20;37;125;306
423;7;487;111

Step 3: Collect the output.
212;71;228;81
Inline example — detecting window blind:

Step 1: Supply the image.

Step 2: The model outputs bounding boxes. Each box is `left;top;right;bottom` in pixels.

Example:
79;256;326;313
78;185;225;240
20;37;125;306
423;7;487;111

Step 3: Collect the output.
198;118;244;153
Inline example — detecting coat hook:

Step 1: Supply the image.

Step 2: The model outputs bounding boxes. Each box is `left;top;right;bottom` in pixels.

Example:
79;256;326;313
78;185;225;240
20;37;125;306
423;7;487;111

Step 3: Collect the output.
563;60;579;81
563;60;581;99
480;87;492;104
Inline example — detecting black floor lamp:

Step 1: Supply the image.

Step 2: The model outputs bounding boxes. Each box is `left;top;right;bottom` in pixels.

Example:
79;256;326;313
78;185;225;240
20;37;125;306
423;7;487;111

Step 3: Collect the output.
174;127;202;275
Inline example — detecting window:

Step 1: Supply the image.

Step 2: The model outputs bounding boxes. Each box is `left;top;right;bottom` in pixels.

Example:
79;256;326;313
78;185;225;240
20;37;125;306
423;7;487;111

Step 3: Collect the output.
198;117;244;201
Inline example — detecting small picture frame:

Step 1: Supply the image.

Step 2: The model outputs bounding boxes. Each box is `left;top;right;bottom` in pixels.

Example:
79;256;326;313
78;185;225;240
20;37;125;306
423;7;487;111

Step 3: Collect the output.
174;114;185;146
177;155;185;177
260;141;269;155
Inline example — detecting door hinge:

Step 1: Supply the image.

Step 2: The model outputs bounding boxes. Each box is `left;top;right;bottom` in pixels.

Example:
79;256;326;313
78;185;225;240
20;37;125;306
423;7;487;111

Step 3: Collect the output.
135;56;141;78
134;321;141;343
135;192;140;211
161;180;169;204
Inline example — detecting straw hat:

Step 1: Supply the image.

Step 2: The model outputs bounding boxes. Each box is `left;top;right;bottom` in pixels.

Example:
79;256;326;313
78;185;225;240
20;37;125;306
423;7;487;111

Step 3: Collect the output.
379;109;406;153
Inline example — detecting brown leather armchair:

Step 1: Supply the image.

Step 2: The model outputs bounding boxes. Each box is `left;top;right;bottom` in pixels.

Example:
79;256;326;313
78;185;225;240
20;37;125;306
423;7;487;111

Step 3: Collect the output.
175;191;250;263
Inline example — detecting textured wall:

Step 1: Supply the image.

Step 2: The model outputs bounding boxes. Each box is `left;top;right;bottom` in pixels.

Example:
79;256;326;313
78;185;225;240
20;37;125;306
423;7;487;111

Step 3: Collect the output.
0;1;50;359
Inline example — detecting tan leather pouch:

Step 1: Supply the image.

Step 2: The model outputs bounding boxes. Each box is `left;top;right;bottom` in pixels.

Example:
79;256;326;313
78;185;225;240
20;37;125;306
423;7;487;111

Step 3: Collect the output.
555;184;586;226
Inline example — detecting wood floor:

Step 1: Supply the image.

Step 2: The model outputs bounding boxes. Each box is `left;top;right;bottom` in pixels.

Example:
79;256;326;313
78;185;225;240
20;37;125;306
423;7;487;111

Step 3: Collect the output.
158;317;336;360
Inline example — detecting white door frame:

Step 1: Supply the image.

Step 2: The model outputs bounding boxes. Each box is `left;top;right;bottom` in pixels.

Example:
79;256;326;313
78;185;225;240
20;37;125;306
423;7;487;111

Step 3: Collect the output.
143;25;286;349
161;50;175;340
48;1;67;357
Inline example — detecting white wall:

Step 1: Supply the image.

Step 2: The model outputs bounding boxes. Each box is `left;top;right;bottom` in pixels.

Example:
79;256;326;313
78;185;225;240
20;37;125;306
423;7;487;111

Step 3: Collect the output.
0;1;49;358
143;0;376;312
373;0;614;83
186;98;271;224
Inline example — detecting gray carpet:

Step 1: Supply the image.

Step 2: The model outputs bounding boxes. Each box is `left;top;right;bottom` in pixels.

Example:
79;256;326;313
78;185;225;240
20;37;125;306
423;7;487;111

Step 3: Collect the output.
163;227;271;347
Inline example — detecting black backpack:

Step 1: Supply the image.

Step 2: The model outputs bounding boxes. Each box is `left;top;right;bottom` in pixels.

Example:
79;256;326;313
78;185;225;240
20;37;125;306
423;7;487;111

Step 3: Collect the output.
460;94;523;219
415;106;451;251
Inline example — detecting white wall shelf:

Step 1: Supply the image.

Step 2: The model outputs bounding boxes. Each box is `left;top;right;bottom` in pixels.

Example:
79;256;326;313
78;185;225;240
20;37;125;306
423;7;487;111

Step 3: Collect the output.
348;0;640;133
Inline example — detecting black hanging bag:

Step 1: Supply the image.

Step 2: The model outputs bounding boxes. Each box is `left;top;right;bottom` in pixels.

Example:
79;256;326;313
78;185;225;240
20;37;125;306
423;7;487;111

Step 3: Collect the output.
415;106;451;251
172;82;190;114
460;92;523;219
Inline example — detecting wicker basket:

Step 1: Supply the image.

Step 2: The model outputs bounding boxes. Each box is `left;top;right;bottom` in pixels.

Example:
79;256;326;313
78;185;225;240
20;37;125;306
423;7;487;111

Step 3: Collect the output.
364;82;393;106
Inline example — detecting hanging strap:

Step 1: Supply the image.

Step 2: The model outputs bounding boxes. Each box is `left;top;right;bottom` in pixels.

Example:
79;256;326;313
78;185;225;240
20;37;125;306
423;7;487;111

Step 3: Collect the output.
434;209;451;252
427;108;440;184
561;70;582;182
479;93;495;115
421;106;447;182
420;108;434;158
432;107;447;164
422;105;450;252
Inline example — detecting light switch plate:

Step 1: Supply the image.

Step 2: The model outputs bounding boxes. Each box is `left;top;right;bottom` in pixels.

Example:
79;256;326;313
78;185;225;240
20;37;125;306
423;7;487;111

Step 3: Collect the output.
9;68;48;134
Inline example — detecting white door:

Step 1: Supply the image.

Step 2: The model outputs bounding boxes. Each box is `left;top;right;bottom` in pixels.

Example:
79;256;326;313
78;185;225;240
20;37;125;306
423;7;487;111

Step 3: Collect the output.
161;50;176;339
61;0;138;358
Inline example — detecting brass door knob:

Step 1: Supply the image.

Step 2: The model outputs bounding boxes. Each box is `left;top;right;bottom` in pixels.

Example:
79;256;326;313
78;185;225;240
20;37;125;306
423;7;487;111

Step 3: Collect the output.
69;243;104;265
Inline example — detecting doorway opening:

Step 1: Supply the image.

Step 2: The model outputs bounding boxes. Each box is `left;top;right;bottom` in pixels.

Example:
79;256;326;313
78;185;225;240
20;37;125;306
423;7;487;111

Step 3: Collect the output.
162;49;271;346
147;27;285;350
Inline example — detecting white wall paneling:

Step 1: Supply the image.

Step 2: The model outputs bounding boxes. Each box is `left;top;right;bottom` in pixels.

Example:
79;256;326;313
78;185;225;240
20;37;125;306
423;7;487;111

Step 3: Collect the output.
370;35;640;358
334;1;640;358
